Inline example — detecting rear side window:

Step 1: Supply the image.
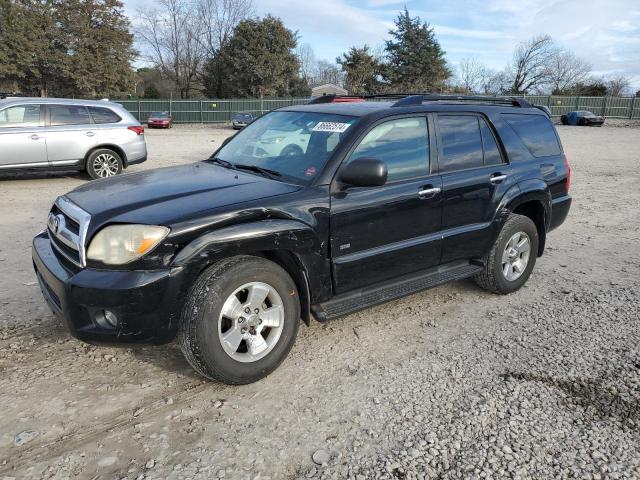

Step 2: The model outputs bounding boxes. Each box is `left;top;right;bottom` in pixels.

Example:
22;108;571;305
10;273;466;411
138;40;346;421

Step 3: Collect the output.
49;105;91;126
503;114;561;157
0;105;40;128
437;115;483;172
88;106;121;124
349;116;429;182
479;118;503;166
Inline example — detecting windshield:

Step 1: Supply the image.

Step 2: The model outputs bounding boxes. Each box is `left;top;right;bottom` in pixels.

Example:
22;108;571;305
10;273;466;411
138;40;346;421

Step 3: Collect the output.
215;111;357;184
150;111;169;117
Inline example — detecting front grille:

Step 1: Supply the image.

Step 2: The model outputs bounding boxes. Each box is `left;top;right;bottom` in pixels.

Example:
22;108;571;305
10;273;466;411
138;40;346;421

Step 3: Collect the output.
47;196;91;267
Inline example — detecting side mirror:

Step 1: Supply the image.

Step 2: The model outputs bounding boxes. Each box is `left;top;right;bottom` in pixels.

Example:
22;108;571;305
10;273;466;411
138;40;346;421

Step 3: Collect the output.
338;157;388;188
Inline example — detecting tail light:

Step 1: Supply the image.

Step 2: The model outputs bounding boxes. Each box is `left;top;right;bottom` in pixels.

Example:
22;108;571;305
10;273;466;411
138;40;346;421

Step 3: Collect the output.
127;126;144;135
564;154;571;192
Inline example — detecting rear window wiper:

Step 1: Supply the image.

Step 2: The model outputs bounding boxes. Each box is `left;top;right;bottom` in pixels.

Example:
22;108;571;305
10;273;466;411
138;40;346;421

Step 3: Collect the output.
234;164;282;179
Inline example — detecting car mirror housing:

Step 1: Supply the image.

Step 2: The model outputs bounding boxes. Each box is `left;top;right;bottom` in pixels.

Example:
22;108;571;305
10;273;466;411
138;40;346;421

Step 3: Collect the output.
338;157;388;188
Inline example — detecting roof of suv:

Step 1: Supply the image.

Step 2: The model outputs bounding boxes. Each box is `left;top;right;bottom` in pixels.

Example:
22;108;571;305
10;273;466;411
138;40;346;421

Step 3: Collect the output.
0;97;123;108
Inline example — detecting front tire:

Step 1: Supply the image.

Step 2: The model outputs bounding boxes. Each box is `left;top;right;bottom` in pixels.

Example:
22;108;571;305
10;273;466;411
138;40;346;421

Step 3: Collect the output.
86;149;123;179
474;214;539;294
179;256;301;384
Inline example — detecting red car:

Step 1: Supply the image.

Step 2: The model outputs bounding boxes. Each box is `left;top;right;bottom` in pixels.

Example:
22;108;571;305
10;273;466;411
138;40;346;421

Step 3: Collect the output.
147;111;173;128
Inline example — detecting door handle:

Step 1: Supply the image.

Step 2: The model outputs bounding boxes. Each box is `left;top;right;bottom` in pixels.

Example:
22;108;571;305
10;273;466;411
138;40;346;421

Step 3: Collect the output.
490;174;507;184
418;186;441;199
29;134;41;140
85;131;95;137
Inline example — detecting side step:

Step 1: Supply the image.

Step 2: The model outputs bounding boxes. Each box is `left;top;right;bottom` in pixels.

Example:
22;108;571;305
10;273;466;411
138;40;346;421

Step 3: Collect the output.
312;262;482;321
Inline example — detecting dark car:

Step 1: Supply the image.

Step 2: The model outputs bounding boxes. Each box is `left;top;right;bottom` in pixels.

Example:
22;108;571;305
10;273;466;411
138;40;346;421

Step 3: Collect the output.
561;110;604;126
232;111;256;130
147;111;173;128
33;94;571;385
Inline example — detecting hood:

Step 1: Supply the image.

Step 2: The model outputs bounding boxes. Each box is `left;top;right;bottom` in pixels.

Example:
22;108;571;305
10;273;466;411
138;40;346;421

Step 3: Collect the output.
66;162;301;228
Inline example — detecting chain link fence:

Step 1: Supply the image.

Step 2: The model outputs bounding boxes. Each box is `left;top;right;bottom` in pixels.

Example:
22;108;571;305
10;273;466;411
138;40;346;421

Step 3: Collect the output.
115;95;640;123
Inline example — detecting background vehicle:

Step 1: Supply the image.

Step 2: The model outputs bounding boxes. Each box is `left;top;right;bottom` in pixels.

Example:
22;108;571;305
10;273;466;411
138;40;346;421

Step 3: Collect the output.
232;111;257;129
147;111;173;128
33;94;571;385
0;98;146;179
561;110;605;126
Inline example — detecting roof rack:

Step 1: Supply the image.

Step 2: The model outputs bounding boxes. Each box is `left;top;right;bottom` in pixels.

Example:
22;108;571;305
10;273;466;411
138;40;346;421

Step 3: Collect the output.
390;94;532;108
307;94;365;104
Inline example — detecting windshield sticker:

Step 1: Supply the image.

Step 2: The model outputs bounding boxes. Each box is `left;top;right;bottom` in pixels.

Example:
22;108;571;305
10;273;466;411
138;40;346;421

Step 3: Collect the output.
312;122;352;133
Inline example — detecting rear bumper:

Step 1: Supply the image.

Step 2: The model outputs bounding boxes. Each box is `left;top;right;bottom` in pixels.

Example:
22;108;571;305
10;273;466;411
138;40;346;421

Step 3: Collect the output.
32;232;186;344
549;195;571;231
127;153;147;166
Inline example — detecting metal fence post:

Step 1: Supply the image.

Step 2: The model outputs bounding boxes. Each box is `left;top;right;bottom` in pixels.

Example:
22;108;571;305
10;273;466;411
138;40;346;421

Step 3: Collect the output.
200;100;203;123
137;100;141;121
629;96;635;119
601;96;608;117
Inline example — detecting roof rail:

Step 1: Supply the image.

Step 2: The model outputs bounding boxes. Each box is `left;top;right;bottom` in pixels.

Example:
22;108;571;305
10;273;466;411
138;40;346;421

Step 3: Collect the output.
390;94;532;108
307;94;365;104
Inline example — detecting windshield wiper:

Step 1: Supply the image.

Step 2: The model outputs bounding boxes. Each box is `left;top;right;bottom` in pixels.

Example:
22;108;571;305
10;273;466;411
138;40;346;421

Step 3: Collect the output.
207;156;235;169
234;164;282;179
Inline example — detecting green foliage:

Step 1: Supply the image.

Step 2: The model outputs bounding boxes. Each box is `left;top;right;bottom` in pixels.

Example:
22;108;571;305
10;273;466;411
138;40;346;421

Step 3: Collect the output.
336;45;381;94
206;15;303;98
0;0;135;97
143;84;161;99
384;8;451;91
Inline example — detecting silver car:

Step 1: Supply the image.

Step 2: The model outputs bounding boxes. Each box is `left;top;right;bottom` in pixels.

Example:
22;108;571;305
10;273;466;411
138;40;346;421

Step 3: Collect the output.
0;98;147;179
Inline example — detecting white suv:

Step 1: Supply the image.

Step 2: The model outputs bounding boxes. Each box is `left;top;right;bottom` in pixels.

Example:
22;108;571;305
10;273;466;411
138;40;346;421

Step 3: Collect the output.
0;98;147;179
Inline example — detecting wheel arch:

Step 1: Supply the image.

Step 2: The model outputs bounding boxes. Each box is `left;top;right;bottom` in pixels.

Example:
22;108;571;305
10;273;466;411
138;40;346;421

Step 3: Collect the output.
172;219;325;325
506;184;551;257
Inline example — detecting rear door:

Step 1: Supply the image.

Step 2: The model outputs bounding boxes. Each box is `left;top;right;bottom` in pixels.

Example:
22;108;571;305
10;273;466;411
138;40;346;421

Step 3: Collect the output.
435;113;513;263
0;104;46;167
330;115;443;293
44;104;97;165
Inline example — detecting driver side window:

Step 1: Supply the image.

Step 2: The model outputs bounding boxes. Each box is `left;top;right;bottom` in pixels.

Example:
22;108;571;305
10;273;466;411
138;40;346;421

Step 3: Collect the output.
348;117;429;182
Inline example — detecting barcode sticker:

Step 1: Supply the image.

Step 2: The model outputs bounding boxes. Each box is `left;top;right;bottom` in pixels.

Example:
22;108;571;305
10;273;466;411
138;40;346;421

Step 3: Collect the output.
312;122;352;133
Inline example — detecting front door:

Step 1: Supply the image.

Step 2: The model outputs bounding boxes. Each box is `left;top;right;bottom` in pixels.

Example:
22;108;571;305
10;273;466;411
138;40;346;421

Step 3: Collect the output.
0;104;46;167
330;116;443;294
434;113;513;263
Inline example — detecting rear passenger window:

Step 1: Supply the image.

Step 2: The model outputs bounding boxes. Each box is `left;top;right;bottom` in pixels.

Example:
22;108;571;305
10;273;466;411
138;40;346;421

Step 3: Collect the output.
88;106;121;124
49;105;90;126
437;115;483;172
349;117;429;182
479;118;503;165
503;114;561;157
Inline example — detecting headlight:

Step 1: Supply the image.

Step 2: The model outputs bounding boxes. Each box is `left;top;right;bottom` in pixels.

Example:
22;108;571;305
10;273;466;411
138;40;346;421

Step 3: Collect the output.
87;224;169;265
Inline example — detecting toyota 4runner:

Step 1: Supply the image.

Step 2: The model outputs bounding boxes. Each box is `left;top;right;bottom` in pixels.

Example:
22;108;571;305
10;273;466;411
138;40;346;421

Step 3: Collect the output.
32;94;571;384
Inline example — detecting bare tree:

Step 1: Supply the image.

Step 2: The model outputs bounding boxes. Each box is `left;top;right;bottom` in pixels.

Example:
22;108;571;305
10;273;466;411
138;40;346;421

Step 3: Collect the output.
311;60;344;87
457;57;493;93
197;0;253;57
605;74;631;96
296;43;316;82
137;0;207;98
547;50;591;94
508;34;556;94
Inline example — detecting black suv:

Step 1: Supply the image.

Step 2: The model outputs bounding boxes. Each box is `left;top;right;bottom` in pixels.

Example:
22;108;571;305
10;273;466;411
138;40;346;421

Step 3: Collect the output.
32;94;571;384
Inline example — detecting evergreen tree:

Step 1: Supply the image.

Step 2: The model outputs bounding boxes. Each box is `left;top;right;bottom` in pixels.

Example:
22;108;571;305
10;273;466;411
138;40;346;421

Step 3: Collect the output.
213;15;302;98
384;8;451;91
0;0;135;97
143;84;161;99
337;45;381;94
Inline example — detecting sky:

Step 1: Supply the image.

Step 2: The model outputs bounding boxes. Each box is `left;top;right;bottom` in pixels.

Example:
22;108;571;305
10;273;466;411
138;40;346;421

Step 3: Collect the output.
126;0;640;91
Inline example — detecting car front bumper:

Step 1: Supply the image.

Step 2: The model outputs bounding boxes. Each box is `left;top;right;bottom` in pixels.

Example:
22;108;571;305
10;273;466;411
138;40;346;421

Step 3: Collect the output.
32;232;187;344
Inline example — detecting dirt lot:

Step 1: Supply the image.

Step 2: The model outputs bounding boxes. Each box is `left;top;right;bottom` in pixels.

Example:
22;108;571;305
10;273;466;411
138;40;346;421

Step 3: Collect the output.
0;123;639;480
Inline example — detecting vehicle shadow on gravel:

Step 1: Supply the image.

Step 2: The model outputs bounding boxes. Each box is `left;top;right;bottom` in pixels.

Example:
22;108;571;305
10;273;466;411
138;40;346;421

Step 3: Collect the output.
128;342;203;379
502;371;640;425
0;171;84;181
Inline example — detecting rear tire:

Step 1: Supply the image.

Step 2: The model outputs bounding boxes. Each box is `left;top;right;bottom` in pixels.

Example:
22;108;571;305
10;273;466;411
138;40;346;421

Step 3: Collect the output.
86;148;123;179
560;115;568;125
474;214;539;294
179;256;301;384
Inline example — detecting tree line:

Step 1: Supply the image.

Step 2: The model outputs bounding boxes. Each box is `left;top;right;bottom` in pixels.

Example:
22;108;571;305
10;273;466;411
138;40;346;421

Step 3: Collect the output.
0;1;637;99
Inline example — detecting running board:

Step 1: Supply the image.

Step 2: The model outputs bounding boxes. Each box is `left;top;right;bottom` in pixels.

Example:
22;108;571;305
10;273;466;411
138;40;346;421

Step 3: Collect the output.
312;262;482;321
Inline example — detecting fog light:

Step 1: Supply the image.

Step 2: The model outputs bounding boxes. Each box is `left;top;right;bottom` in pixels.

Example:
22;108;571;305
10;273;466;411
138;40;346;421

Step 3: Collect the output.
95;309;119;329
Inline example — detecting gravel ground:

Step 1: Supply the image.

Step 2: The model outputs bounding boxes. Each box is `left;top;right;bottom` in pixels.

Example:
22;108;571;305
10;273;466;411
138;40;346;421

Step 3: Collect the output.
0;123;639;480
